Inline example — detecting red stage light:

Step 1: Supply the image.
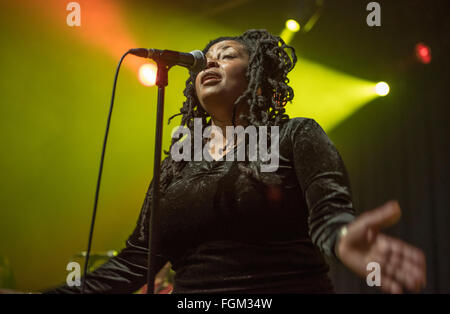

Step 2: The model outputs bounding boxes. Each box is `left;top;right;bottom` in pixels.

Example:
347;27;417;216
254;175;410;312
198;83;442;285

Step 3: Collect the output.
415;43;431;64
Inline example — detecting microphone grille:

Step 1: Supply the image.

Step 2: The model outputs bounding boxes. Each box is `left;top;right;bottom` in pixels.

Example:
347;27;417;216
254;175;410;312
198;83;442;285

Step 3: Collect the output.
190;50;207;73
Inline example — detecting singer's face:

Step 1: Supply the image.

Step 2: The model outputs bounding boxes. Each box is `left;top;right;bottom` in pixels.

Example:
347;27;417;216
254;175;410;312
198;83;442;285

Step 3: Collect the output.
195;40;249;120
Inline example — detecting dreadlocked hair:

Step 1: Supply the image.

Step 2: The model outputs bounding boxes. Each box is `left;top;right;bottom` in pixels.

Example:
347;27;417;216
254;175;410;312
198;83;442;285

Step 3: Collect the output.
157;29;297;194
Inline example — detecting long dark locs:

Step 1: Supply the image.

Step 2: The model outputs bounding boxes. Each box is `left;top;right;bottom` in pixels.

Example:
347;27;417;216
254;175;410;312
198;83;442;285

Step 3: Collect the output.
157;29;297;194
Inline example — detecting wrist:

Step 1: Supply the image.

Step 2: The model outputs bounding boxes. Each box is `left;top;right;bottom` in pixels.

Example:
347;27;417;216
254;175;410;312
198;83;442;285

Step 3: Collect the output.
334;225;348;260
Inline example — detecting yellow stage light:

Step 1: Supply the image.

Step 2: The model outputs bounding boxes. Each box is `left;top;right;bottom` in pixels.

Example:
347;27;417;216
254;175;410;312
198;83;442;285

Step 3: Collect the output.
375;82;390;96
286;19;300;32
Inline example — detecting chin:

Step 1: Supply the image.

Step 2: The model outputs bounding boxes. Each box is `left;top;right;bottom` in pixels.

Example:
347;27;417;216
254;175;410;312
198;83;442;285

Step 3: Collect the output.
200;88;228;105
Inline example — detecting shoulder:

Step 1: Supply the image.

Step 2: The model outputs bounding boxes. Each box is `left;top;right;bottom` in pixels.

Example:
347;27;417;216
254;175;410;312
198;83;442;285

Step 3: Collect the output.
282;117;324;139
279;117;335;154
285;117;315;128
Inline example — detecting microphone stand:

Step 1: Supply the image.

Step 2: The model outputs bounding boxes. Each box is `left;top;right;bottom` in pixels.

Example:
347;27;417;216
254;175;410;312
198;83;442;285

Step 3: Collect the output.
146;59;174;294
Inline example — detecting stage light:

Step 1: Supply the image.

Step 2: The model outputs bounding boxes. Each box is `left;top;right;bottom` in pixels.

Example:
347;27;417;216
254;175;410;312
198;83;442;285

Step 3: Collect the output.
375;82;390;96
138;63;157;86
287;58;381;131
415;43;431;64
286;19;300;32
280;19;301;44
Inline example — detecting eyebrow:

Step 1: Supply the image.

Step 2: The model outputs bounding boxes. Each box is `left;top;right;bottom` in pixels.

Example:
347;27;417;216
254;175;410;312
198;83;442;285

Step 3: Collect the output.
219;45;233;51
206;45;237;58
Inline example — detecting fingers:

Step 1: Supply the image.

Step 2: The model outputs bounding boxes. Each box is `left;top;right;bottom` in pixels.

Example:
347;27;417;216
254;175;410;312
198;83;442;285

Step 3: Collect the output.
362;200;402;230
380;276;403;294
384;251;423;292
404;246;427;289
376;234;427;293
405;245;427;278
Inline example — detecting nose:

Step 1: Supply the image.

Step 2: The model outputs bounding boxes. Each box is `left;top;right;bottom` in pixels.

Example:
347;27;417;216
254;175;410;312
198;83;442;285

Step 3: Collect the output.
205;58;219;69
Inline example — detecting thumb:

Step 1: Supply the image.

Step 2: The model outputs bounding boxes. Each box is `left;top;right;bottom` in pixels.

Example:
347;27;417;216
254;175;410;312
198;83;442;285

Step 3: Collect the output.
363;200;402;231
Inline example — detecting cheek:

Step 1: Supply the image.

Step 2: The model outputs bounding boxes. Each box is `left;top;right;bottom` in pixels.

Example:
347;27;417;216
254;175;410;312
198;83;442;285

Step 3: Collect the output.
228;66;248;89
226;60;248;79
194;77;202;95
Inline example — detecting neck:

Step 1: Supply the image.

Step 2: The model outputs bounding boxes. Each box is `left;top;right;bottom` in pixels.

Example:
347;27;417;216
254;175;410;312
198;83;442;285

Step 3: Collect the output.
208;118;246;155
211;112;249;142
210;100;250;135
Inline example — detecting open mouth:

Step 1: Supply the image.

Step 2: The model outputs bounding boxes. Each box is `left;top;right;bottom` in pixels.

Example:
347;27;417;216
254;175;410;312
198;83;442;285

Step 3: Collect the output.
201;72;222;84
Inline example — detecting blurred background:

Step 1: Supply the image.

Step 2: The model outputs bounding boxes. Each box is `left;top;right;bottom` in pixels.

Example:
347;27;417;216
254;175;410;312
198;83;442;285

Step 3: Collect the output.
0;0;448;293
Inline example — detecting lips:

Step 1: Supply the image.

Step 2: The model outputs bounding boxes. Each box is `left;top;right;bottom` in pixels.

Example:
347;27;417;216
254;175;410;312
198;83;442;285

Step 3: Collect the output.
201;71;222;84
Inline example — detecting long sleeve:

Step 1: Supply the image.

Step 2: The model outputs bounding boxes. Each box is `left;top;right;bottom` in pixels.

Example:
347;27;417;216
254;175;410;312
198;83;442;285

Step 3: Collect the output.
290;118;356;262
42;179;167;294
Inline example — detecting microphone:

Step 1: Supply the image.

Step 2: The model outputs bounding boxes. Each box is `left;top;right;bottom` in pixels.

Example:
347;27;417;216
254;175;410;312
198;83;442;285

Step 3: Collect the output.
129;48;206;73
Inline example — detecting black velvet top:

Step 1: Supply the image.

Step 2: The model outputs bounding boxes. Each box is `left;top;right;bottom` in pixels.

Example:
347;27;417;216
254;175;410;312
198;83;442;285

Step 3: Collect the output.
44;117;356;294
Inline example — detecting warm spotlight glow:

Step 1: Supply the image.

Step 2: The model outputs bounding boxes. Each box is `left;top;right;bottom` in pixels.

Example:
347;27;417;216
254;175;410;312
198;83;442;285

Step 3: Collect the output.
375;82;390;96
138;63;157;86
415;43;431;64
286;19;300;32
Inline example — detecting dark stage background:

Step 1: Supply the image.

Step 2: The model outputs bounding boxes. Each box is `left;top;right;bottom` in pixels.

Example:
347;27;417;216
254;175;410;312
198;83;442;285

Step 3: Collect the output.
328;62;449;293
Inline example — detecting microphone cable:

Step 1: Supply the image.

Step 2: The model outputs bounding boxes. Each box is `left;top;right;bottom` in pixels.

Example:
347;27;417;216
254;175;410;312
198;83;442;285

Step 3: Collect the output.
81;50;131;294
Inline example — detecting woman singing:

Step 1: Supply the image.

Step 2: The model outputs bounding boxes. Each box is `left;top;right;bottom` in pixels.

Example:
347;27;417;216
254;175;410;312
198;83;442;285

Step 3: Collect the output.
44;29;426;294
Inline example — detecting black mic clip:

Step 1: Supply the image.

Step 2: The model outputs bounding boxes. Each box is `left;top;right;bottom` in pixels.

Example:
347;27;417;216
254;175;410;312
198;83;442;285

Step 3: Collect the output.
128;48;150;58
